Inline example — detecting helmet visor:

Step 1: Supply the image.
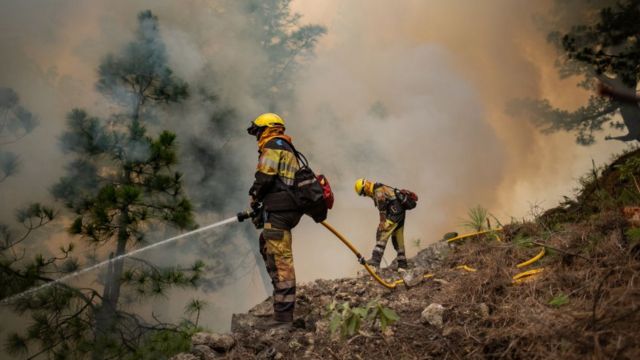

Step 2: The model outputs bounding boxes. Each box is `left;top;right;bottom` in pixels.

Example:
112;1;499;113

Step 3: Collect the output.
247;122;261;136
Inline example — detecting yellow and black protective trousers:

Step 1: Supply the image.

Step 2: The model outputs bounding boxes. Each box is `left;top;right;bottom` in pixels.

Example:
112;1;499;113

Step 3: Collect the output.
259;211;302;322
368;183;408;269
370;218;407;268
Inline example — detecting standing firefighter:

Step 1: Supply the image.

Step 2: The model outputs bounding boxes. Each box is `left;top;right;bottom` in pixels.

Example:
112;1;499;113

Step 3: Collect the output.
355;178;418;270
247;113;302;327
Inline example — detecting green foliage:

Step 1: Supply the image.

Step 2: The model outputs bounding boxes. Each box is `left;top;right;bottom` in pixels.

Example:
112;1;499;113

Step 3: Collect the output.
3;10;200;360
4;332;28;356
59;109;111;156
625;227;640;247
327;299;400;339
0;202;57;299
616;156;640;194
0;151;19;182
585;233;605;255
548;293;570;308
507;96;616;146
593;188;618;210
15;203;55;223
508;0;640;145
125;323;197;360
244;0;327;110
513;234;534;248
369;300;400;331
554;1;640;87
184;298;208;327
96;10;188;106
461;205;489;232
328;301;366;338
0;87;38;181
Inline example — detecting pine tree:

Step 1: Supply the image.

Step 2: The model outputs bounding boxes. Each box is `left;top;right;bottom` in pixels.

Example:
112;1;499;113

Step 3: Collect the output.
244;0;327;112
509;0;640;145
3;11;202;359
0;87;38;181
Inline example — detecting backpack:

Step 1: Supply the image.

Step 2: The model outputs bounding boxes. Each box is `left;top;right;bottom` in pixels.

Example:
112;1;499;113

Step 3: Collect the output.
283;140;334;222
394;188;418;210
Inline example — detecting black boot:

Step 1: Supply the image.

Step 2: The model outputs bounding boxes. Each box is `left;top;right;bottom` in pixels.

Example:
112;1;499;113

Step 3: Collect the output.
366;249;382;270
365;258;380;269
397;259;408;270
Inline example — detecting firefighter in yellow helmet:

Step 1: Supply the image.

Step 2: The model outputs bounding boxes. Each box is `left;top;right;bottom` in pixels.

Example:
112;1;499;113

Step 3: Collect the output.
355;178;408;270
247;113;302;327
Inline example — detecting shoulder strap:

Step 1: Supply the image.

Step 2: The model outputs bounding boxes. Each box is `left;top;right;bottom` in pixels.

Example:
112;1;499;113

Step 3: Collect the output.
280;138;309;168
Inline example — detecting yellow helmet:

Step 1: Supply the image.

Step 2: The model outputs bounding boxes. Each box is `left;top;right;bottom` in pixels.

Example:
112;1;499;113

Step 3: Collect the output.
354;178;371;196
248;113;285;137
253;113;285;128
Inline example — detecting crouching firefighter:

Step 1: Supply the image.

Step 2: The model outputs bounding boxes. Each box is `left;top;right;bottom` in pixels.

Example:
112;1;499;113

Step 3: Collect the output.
355;179;418;270
247;113;302;327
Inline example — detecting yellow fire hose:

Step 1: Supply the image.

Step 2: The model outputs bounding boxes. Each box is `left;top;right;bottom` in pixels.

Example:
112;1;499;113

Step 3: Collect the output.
456;265;477;272
446;228;503;243
516;248;545;268
512;268;545;284
320;221;436;289
320;221;545;289
321;221;398;289
511;248;546;284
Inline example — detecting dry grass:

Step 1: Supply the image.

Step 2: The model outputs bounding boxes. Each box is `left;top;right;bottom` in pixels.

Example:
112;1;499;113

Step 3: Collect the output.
428;211;640;359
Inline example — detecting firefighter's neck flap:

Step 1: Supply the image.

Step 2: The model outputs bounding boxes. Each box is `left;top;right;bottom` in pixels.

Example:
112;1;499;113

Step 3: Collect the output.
257;126;292;150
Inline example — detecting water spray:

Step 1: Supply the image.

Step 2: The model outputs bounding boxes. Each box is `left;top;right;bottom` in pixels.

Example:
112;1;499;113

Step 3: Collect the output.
1;208;261;306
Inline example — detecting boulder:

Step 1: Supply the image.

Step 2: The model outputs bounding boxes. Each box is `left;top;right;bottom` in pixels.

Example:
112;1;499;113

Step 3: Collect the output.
413;241;449;270
400;266;426;288
192;332;236;353
249;298;274;317
191;344;217;360
231;313;259;333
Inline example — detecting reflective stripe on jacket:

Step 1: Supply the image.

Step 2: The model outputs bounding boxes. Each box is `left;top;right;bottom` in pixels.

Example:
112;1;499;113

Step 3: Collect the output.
249;137;300;202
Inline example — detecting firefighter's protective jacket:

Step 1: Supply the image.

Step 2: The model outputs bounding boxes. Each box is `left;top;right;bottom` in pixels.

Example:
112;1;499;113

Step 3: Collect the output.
249;134;300;211
372;183;405;224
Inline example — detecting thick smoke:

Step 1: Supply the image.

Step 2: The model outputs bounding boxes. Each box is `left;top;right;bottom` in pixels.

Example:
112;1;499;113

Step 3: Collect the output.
286;0;628;279
0;0;631;345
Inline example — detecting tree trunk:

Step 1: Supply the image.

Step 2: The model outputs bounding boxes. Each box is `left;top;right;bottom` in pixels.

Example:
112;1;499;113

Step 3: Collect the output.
93;207;130;358
616;81;640;142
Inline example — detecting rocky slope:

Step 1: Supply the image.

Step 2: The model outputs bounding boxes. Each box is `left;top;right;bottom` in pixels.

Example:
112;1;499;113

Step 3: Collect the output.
171;149;640;360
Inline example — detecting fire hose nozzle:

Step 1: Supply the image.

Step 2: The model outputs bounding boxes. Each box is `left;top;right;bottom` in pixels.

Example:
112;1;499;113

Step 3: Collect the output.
237;202;264;223
237;210;252;222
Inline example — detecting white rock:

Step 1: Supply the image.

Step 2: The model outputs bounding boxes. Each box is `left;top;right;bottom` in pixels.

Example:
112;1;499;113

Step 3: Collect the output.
421;303;445;328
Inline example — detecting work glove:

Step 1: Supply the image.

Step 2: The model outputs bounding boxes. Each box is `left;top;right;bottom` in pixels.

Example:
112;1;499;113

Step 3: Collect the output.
249;199;264;229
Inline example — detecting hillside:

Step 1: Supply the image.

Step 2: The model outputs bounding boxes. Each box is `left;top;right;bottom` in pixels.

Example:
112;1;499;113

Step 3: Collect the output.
170;149;640;360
